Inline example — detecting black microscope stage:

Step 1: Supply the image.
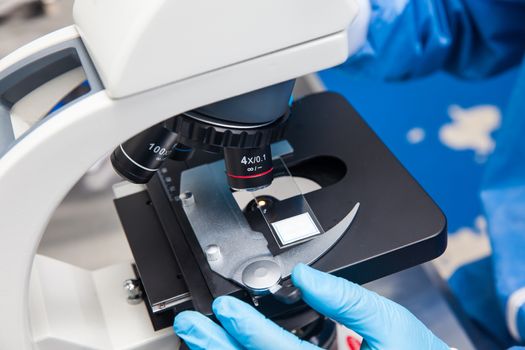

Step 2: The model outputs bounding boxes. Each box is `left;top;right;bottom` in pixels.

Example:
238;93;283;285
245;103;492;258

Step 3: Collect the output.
114;92;447;330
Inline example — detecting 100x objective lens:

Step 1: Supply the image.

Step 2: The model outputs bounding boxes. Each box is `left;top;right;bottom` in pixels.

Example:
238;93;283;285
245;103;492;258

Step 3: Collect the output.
111;122;178;184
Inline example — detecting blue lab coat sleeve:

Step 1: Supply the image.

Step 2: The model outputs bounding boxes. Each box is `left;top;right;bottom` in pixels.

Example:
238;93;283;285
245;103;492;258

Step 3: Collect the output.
341;0;525;80
481;58;525;345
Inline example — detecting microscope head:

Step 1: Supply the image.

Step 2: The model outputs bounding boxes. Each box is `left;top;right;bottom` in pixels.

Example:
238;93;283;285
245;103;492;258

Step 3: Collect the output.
75;0;364;304
72;0;359;190
72;1;358;98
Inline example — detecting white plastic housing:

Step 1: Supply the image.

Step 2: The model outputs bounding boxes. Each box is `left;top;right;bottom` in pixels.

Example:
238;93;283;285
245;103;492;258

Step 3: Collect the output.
73;0;358;98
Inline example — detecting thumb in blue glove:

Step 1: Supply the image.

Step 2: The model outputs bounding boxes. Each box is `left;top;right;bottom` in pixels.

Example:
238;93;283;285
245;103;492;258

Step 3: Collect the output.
292;263;449;350
174;263;450;350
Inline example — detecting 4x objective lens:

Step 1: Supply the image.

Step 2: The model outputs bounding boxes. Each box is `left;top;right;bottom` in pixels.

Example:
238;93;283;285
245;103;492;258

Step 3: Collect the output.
224;145;273;191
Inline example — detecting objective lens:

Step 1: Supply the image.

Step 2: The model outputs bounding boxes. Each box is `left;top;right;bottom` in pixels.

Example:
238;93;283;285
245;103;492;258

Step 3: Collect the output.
111;122;178;184
224;145;273;191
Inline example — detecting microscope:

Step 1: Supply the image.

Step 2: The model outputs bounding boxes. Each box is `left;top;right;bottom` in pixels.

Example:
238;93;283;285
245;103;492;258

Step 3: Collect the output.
0;1;447;349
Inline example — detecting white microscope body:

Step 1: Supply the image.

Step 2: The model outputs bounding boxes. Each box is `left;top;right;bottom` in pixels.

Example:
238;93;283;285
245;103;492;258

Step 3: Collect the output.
0;1;359;349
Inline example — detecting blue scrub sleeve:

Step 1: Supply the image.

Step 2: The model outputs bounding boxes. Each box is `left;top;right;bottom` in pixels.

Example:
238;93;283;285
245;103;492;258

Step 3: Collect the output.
341;0;525;80
482;58;525;343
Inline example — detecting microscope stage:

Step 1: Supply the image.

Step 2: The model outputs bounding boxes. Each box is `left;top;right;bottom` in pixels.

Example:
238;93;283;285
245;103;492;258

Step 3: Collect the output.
114;92;447;330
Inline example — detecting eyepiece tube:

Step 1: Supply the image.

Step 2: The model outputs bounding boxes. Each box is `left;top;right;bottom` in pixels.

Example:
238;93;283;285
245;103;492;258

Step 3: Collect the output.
111;122;178;184
224;145;273;191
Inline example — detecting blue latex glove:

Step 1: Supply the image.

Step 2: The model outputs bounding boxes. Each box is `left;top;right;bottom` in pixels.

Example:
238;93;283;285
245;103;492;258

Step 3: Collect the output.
174;264;450;350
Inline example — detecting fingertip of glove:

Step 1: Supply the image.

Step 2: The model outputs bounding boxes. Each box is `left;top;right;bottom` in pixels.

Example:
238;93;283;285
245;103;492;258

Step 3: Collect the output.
293;262;309;274
212;295;242;317
173;311;196;335
291;263;316;288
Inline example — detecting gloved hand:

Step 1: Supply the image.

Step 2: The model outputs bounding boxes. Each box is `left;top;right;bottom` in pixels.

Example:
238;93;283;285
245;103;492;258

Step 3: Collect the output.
173;263;450;350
